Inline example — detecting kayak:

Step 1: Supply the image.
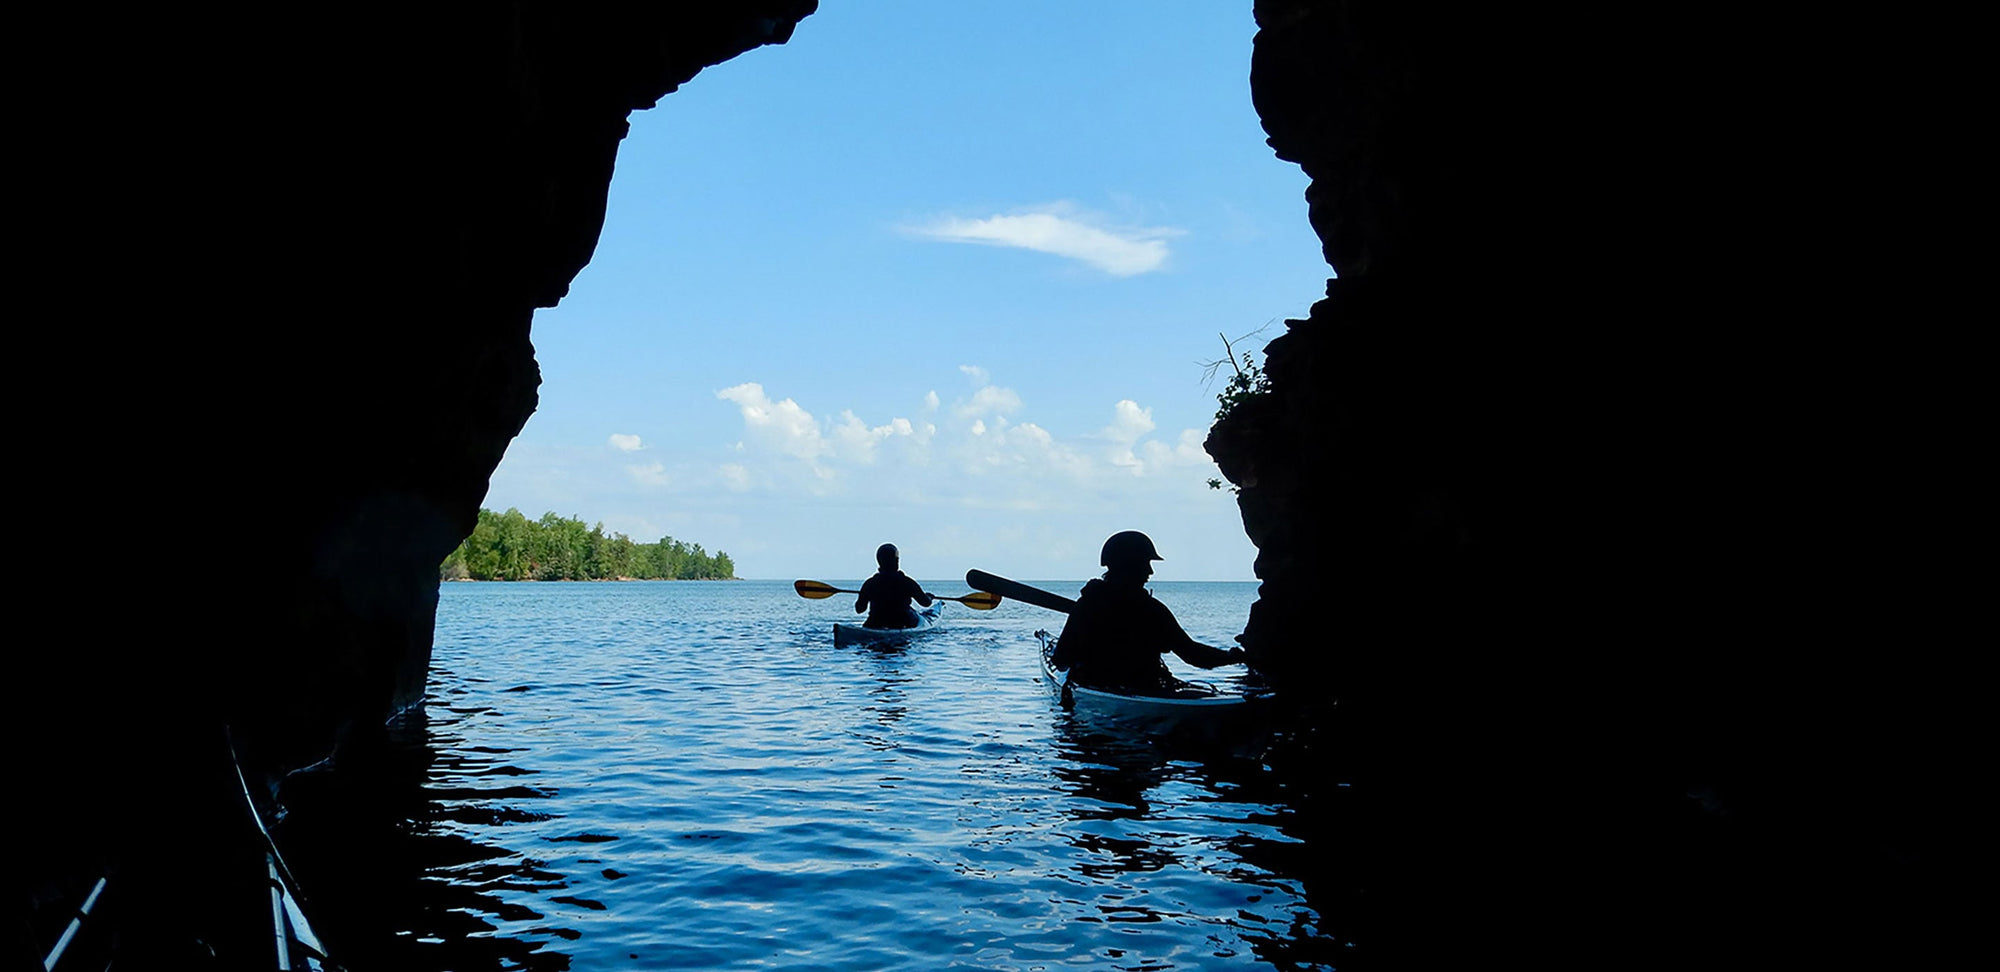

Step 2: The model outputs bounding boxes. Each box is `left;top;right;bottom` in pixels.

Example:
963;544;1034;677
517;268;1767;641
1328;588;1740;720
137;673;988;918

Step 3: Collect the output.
231;734;343;971
1037;629;1273;720
30;734;345;972
834;602;944;646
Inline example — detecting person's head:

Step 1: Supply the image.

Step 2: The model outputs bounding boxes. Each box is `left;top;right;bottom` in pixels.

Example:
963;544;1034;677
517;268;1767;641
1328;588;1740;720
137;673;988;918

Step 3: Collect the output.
1099;530;1161;584
875;543;899;570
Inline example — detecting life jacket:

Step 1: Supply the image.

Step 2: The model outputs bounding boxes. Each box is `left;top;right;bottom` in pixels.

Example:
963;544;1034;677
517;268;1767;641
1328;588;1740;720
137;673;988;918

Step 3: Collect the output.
1051;579;1177;691
858;569;924;628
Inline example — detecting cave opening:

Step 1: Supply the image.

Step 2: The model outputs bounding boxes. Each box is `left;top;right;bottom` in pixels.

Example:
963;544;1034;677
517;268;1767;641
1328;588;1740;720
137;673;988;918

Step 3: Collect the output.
488;2;1331;586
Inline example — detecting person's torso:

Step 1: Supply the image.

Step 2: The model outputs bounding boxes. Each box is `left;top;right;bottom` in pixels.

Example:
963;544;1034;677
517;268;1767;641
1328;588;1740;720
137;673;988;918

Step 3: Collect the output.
860;570;920;628
1056;580;1175;690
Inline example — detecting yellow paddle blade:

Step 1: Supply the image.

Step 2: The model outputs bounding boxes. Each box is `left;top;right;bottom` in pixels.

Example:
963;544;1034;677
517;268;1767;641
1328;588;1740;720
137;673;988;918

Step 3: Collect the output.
794;579;843;599
957;591;1002;610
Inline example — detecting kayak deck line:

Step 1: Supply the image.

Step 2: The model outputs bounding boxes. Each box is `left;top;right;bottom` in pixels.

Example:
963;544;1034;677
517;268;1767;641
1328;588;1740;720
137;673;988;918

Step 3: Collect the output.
230;730;343;972
1036;630;1275;715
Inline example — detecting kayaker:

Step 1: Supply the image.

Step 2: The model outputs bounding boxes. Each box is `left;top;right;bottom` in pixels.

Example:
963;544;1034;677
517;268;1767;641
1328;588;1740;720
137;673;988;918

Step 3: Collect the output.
855;543;935;629
1051;531;1246;691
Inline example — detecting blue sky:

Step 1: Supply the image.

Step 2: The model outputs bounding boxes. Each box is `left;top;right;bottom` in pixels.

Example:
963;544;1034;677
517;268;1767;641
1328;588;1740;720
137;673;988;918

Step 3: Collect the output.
485;2;1331;581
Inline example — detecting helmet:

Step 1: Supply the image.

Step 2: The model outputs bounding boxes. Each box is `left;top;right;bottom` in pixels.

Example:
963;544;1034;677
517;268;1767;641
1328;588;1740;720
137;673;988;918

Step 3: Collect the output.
1099;530;1163;567
876;543;899;567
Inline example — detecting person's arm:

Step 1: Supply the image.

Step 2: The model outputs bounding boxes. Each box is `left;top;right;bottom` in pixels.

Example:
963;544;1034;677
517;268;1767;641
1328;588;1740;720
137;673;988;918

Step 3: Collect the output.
1153;601;1246;669
1172;639;1246;669
855;577;872;615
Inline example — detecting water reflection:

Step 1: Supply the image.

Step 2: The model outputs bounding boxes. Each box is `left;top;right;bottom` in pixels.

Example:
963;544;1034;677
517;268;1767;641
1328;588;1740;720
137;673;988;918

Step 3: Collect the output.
851;645;914;753
275;584;1367;972
275;676;584;971
1049;715;1358;970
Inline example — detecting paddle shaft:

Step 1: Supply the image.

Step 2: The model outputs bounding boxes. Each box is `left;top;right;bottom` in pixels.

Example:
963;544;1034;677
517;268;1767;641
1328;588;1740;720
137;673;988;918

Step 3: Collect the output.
965;570;1076;613
795;580;995;608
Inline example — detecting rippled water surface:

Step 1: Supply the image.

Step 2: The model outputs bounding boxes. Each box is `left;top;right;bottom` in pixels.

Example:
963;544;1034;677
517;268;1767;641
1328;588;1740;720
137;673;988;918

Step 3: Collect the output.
283;580;1349;971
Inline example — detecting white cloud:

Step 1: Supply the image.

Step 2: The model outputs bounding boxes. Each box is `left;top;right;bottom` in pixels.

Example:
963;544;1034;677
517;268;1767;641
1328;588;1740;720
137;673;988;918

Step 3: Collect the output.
959;364;990;386
609;433;644;452
829;409;912;463
627;462;670;486
1105;400;1157;442
716;382;936;480
1103;400;1157;473
923;390;940;412
907;203;1183;276
1137;428;1213;475
955;384;1023;420
716;376;1224;516
717;382;828;461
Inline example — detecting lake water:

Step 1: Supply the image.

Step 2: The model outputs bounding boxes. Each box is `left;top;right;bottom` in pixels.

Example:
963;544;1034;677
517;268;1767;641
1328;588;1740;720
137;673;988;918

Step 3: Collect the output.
278;579;1352;971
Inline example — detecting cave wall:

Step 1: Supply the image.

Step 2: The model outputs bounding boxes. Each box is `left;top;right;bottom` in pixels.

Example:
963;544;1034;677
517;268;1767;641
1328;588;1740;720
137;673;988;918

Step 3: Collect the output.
15;2;816;958
1214;0;1971;963
223;1;822;772
21;0;815;768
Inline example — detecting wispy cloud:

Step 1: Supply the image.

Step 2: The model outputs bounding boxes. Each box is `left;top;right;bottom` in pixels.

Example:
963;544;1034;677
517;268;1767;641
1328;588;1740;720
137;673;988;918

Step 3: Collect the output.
627;462;670;486
954;384;1023;420
609;433;644;452
906;203;1183;276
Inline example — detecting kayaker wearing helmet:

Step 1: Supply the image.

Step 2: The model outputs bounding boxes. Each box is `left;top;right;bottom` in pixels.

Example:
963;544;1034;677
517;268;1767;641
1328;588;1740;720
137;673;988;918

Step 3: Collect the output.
855;543;935;629
1050;531;1247;692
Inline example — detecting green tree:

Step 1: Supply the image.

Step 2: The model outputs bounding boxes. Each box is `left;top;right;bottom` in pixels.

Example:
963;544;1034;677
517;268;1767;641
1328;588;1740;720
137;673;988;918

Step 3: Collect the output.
492;508;535;580
439;509;735;581
601;532;635;579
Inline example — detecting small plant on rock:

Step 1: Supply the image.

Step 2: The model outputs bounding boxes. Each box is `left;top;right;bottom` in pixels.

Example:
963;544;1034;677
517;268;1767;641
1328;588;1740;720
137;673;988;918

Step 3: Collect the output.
1200;327;1274;491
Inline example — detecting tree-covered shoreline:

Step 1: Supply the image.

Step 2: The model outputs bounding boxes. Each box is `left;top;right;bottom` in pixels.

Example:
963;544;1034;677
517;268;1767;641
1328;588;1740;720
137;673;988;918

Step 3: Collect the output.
442;508;736;581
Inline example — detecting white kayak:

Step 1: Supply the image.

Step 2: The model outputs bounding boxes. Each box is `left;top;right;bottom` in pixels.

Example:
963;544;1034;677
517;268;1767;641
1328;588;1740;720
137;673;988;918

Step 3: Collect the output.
1036;629;1274;720
834;602;944;646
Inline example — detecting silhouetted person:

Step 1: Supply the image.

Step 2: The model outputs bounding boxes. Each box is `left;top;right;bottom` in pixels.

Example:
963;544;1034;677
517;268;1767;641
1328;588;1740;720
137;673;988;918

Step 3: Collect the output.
1051;531;1246;692
856;543;934;629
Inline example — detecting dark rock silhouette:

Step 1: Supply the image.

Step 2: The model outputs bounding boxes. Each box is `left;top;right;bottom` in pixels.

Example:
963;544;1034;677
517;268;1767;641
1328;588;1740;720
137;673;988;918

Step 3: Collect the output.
1206;0;1972;966
13;3;816;966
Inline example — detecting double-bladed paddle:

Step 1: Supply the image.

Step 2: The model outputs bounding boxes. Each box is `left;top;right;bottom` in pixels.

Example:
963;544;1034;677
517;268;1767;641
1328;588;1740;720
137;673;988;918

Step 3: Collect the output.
793;579;1001;610
964;570;1076;613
